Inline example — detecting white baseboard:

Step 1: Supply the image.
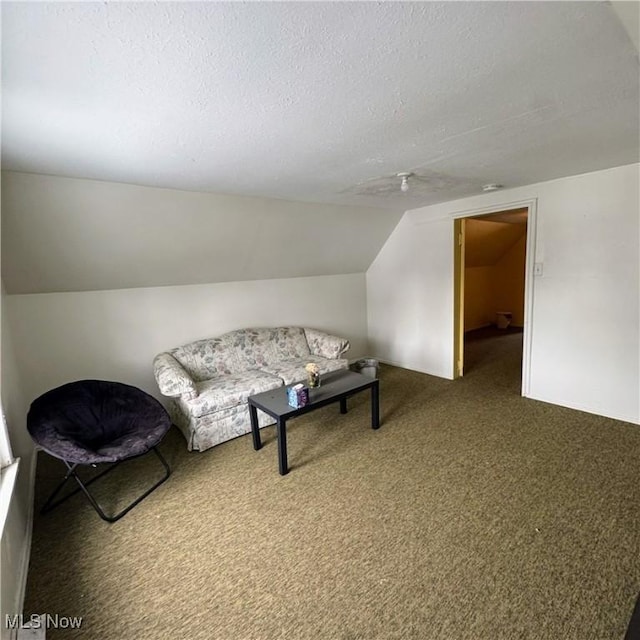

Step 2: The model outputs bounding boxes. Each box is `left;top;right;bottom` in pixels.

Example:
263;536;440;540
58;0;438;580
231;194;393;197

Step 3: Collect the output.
372;357;453;380
525;392;640;426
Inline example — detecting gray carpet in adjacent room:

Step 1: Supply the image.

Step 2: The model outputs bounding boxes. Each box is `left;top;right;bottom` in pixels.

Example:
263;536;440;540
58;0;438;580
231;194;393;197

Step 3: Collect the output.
23;330;640;639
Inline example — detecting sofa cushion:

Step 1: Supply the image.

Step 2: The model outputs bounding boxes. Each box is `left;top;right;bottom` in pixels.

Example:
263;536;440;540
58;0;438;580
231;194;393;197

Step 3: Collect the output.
272;327;311;359
171;336;237;382
228;327;310;370
179;370;282;418
260;356;349;386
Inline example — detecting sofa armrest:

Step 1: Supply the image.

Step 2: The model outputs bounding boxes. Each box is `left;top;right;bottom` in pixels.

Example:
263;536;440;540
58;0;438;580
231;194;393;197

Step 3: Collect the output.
304;329;350;360
153;353;197;399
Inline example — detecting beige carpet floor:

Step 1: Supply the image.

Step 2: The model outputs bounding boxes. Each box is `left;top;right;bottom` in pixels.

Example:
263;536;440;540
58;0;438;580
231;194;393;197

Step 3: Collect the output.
23;331;640;639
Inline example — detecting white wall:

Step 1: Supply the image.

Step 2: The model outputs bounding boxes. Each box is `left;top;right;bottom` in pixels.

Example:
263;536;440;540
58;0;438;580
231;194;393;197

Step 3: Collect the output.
367;164;640;424
366;216;454;379
6;274;368;407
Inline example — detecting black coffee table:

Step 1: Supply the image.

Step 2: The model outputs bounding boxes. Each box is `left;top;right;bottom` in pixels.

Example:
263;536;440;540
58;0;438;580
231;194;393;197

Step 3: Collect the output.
248;369;380;475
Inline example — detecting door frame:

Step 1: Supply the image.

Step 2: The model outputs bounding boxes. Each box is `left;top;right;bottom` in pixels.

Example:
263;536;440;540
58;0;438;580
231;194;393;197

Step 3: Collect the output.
452;198;538;397
453;218;465;379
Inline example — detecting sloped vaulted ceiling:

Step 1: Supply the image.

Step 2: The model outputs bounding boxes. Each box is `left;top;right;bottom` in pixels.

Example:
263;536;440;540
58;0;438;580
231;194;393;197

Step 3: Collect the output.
1;172;403;294
465;218;527;269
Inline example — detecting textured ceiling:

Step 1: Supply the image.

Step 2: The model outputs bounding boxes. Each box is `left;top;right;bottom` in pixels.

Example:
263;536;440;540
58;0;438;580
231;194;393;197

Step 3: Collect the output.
1;1;639;210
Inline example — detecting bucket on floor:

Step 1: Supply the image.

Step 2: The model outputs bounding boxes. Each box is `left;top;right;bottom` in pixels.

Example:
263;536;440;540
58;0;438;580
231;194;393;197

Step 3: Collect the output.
355;358;378;378
496;311;512;329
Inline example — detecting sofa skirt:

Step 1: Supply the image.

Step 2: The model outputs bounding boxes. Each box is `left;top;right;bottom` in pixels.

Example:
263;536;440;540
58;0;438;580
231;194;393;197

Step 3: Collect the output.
169;399;275;452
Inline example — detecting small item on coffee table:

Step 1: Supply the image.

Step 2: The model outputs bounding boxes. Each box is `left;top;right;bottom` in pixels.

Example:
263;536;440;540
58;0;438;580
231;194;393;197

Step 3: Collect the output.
287;383;309;409
305;362;321;388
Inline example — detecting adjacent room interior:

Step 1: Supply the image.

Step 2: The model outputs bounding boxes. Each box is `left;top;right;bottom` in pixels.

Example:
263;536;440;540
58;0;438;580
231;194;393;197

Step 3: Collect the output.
1;2;638;640
460;208;528;382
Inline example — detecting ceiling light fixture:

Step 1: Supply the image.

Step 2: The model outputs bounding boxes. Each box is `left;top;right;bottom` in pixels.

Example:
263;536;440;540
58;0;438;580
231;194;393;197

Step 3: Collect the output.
482;183;503;192
397;172;412;192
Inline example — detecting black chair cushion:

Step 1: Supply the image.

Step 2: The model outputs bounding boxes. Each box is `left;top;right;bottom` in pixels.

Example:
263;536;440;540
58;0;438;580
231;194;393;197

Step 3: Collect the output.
27;380;171;465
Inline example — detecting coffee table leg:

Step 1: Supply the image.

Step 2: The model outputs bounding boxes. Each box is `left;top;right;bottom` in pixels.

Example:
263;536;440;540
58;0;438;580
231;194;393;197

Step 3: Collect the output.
371;381;380;429
277;418;288;475
249;403;262;450
340;397;348;414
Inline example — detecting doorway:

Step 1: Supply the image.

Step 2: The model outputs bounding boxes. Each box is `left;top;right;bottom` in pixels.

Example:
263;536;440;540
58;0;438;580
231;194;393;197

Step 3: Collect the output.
453;202;536;396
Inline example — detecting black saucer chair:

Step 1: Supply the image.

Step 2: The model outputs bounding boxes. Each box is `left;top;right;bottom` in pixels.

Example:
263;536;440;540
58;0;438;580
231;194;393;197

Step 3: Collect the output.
27;380;172;523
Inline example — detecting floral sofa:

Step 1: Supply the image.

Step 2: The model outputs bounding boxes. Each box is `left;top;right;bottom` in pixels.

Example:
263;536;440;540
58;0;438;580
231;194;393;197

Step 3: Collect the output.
153;327;350;452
